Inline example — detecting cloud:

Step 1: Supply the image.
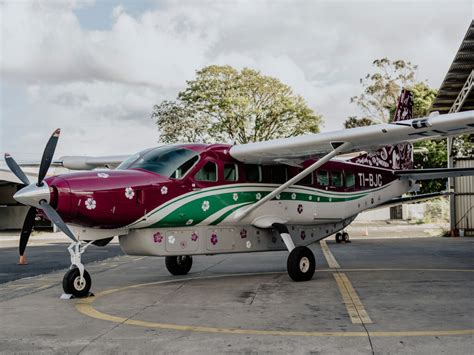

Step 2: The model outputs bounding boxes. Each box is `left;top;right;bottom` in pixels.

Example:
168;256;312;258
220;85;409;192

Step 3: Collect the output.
1;0;472;160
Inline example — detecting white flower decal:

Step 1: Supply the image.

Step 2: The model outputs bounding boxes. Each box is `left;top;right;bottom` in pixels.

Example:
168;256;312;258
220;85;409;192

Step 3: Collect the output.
125;187;134;200
186;219;194;225
276;194;281;200
233;193;239;201
256;193;262;200
309;195;312;201
97;172;109;178
168;235;176;244
291;193;296;200
202;200;210;212
85;198;96;210
246;240;252;249
160;186;168;195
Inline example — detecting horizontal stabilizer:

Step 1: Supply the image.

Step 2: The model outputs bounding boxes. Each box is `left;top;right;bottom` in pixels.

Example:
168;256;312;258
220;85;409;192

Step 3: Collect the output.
395;167;474;180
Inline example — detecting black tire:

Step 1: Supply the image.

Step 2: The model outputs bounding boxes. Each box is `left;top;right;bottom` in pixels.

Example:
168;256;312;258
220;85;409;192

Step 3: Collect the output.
62;268;91;297
342;232;350;242
287;246;316;282
335;232;343;243
165;255;193;275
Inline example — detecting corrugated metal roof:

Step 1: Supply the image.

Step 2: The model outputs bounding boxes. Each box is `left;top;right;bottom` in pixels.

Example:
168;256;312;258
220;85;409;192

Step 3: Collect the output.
431;20;474;114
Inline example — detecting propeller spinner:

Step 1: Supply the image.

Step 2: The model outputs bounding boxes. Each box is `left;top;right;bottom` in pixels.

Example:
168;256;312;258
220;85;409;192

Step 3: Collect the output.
4;128;77;265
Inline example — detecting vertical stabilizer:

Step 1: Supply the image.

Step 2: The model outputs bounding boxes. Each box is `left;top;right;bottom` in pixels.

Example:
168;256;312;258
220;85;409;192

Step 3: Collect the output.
350;89;414;170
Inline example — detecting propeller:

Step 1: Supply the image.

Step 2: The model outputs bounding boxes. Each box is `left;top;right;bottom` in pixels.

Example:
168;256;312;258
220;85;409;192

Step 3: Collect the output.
4;128;77;265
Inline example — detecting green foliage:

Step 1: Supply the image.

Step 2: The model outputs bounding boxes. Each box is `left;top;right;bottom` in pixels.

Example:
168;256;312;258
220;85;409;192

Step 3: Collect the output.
152;65;322;144
350;58;418;123
413;139;447;193
343;116;375;129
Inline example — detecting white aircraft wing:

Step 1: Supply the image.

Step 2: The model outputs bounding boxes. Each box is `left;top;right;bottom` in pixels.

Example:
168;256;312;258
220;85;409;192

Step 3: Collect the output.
229;111;474;164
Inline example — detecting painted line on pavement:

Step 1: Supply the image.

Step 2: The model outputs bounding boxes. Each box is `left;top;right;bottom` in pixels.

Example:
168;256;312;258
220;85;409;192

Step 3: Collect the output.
319;240;340;268
334;273;372;324
75;273;473;337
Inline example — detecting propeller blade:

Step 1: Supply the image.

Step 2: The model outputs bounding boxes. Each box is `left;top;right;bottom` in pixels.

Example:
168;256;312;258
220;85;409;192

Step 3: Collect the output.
19;207;37;256
4;153;30;185
39;200;77;242
38;128;61;186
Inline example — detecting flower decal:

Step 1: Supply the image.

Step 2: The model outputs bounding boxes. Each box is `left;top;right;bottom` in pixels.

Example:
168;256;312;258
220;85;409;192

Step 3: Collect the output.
309;195;312;201
276;194;281;200
97;172;109;178
300;231;306;240
210;233;218;245
168;235;176;244
191;232;199;242
297;204;303;214
125;187;135;200
256;193;262;200
85;198;96;210
240;229;247;239
291;192;296;200
202;200;210;212
160;186;168;195
153;232;163;243
233;193;239;201
246;240;252;249
186;219;194;225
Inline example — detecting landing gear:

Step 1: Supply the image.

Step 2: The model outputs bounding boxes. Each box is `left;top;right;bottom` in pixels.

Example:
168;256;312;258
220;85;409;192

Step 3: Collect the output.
287;246;316;282
165;255;193;275
62;241;93;297
273;223;316;282
335;231;350;243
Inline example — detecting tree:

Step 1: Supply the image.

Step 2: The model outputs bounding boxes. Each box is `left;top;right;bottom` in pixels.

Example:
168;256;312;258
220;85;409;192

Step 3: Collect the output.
343;116;375;129
152;65;322;144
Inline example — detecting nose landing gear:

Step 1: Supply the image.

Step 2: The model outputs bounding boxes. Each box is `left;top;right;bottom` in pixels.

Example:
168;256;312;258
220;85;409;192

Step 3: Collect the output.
62;241;93;298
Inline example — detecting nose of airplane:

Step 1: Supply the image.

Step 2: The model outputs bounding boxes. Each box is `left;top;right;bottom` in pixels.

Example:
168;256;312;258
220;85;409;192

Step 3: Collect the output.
13;182;51;208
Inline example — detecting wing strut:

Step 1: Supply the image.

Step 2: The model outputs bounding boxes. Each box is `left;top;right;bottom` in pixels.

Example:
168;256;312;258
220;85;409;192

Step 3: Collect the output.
234;141;352;221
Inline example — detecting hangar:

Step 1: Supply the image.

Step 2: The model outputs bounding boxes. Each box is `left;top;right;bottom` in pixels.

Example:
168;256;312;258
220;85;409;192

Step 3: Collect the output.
431;20;474;236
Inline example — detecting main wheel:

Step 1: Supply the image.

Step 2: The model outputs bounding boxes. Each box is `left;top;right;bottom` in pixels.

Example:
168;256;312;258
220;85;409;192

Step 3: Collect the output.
287;246;316;282
62;268;91;297
335;232;343;243
342;232;350;242
165;255;193;275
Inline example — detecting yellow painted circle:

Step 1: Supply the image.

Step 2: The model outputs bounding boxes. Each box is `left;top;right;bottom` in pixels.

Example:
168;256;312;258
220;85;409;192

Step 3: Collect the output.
75;270;474;337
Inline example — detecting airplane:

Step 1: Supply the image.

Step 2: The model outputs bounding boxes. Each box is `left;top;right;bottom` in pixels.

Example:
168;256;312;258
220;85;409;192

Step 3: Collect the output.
4;89;474;297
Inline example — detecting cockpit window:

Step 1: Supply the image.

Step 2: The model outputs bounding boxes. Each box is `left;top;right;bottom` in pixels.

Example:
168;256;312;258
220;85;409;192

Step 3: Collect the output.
117;146;199;178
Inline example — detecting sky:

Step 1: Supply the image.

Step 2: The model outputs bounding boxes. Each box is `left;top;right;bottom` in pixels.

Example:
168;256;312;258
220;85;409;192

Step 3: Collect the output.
1;0;473;162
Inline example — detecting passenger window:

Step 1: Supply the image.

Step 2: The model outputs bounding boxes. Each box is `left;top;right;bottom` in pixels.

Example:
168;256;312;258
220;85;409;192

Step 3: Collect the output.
170;155;199;179
331;171;343;187
270;165;287;184
297;172;313;185
317;170;329;186
245;164;261;182
346;172;355;188
224;163;238;182
195;161;217;181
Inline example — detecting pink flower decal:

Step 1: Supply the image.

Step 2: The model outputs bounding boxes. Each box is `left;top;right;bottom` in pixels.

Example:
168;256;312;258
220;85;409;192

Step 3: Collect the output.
240;229;247;239
153;232;163;243
210;233;218;245
191;232;199;242
297;204;303;214
300;231;306;240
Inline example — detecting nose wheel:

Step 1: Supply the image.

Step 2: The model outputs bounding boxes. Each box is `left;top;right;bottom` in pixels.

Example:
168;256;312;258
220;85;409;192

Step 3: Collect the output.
62;241;94;298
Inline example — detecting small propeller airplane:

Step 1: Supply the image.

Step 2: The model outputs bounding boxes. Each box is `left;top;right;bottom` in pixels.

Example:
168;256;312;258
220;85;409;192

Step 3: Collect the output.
4;90;474;297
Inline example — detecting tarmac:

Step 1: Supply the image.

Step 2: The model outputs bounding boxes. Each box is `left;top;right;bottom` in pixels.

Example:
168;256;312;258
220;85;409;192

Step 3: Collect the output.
0;222;472;354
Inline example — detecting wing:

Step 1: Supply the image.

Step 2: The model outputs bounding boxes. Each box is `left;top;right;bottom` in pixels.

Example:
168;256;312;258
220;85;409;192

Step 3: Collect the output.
229;111;474;164
395;167;474;180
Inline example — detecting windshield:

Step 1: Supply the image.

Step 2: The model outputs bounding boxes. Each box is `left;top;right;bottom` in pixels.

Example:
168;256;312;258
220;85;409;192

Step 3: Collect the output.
117;146;199;178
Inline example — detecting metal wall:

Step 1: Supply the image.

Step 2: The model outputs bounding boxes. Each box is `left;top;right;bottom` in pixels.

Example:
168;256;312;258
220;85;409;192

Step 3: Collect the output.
454;158;474;236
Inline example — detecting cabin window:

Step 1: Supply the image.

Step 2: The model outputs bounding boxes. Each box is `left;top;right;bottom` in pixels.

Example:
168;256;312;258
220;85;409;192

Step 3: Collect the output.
346;172;355;188
170;155;199;179
270;165;287;184
317;170;329;186
331;171;343;187
245;164;262;182
296;171;313;185
195;161;217;182
224;163;238;182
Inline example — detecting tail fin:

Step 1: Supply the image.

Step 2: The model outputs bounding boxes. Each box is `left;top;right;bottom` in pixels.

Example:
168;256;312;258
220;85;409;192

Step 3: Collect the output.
350;89;414;170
